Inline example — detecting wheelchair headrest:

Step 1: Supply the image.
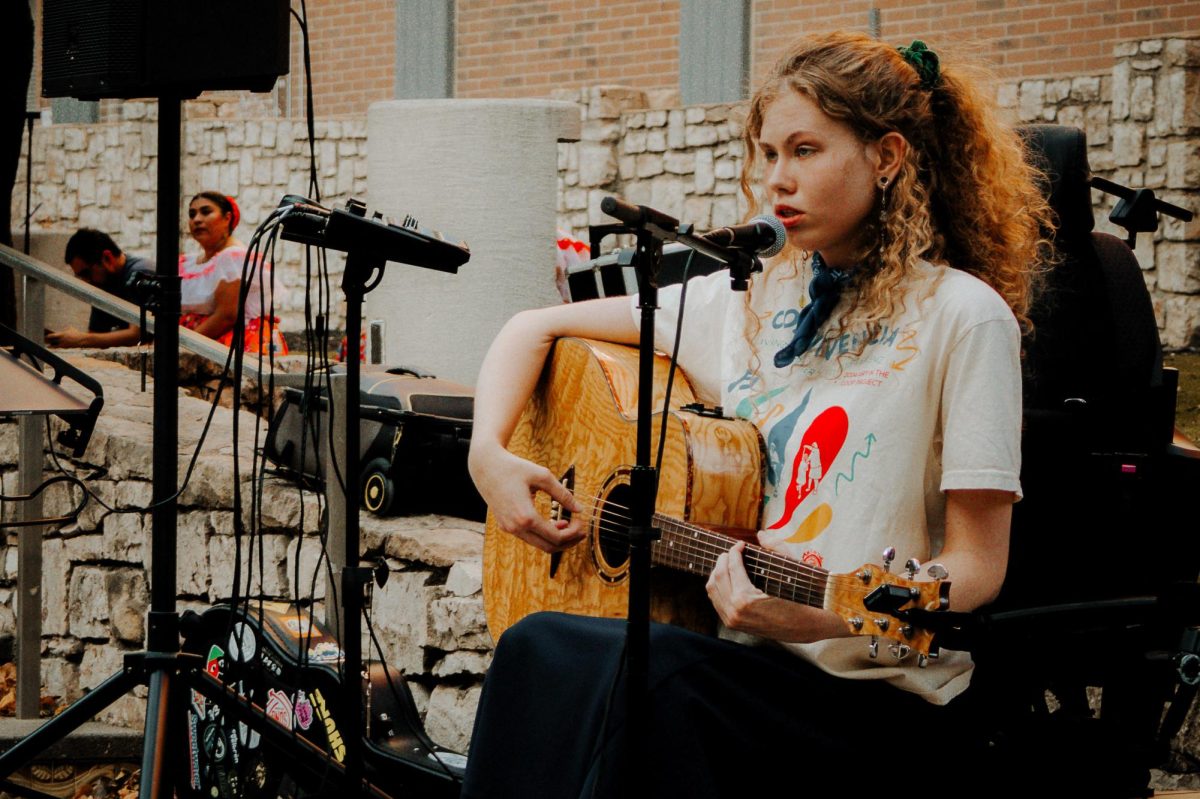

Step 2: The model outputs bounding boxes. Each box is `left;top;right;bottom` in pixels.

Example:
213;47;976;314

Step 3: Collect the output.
1018;124;1095;242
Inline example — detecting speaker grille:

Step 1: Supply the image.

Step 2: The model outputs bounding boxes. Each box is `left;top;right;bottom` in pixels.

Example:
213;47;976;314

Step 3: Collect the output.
42;0;144;98
41;0;288;99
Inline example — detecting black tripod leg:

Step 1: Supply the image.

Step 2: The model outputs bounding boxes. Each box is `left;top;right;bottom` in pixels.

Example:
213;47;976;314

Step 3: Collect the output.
138;668;175;799
0;666;143;778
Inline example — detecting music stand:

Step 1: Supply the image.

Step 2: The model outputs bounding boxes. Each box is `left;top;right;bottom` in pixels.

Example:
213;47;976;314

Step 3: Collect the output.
0;325;103;459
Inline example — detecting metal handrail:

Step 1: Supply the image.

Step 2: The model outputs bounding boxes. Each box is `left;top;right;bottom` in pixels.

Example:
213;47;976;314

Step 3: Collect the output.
0;242;267;374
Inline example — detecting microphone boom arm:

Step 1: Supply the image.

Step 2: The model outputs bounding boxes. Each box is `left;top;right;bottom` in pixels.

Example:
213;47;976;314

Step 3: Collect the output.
600;196;761;291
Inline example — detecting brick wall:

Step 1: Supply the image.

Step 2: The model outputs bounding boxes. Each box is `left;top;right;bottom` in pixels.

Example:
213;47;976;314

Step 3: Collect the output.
294;0;396;118
752;0;1200;83
455;0;681;100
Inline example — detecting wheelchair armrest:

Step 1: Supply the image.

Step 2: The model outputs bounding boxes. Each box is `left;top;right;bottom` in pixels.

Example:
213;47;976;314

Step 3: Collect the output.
913;584;1200;655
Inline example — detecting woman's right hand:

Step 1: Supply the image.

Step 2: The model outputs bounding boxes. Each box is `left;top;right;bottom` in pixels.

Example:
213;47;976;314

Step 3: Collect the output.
468;296;639;554
470;442;585;553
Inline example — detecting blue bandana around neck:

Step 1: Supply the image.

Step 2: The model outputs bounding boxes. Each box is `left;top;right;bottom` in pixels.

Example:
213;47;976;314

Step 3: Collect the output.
773;252;852;368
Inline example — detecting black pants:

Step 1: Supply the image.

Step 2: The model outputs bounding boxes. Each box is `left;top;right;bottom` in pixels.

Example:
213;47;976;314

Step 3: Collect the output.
462;613;988;798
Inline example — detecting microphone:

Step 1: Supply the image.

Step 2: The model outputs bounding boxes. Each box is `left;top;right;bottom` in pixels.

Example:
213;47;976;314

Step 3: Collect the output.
700;215;786;258
600;197;786;257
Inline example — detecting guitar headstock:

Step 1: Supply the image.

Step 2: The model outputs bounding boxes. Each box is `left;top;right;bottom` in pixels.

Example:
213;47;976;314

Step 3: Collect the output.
829;548;950;665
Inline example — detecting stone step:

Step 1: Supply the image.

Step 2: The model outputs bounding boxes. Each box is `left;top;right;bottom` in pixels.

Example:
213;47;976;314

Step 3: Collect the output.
0;718;143;762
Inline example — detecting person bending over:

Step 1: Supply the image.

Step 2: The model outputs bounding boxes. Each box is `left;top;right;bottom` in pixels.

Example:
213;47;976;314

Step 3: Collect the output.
47;228;154;348
463;32;1052;798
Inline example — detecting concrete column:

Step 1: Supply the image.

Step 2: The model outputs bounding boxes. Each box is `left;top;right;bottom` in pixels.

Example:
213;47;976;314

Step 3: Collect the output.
680;0;749;105
365;99;581;384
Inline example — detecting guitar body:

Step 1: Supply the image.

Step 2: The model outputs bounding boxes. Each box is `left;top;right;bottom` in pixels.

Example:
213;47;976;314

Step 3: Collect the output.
483;337;767;641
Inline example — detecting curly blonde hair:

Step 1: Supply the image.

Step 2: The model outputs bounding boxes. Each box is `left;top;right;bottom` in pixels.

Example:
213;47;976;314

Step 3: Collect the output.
739;32;1052;352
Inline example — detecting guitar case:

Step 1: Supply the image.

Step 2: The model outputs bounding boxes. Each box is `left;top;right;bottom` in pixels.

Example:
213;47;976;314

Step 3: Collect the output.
175;602;464;799
264;365;485;521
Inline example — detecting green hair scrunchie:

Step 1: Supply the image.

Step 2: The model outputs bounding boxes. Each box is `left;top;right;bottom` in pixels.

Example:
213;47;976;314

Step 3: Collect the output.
897;40;941;91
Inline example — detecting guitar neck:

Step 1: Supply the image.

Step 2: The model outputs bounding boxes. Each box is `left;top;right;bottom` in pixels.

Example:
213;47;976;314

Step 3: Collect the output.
651;513;830;610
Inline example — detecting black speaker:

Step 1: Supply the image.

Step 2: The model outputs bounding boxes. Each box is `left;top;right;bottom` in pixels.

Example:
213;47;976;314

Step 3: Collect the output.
42;0;290;100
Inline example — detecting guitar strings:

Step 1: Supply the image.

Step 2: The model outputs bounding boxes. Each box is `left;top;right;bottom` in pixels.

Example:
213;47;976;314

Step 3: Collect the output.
559;512;904;636
567;490;832;597
563;488;919;595
560;491;835;603
552;490;932;620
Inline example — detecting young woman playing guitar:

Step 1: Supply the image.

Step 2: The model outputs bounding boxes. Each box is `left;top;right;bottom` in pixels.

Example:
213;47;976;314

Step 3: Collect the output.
464;32;1051;797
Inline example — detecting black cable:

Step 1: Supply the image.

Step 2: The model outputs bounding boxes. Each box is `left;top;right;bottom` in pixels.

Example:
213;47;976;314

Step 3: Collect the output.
0;444;88;528
290;1;320;202
227;207;290;615
290;0;337;671
264;0;342;681
654;249;695;482
363;590;462;783
252;223;283;632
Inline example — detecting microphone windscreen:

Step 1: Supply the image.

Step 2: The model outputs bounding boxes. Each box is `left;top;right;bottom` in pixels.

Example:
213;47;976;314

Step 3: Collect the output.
754;214;787;258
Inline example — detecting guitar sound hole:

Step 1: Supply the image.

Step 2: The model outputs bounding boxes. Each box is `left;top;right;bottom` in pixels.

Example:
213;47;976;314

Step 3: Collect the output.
592;482;632;581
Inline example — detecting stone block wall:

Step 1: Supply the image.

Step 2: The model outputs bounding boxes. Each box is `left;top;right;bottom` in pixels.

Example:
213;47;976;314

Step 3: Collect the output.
0;354;488;752
553;85;749;239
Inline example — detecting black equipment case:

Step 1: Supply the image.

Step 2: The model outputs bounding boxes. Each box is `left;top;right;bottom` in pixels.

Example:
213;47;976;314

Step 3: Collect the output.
264;366;485;521
564;240;726;302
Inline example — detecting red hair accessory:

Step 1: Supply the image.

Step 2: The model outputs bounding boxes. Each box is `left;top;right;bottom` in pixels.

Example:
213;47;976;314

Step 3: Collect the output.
226;195;241;231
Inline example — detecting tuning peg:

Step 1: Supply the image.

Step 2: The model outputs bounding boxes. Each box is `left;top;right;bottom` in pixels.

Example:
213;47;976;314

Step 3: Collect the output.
881;547;896;572
889;643;911;661
918;653;928;668
849;616;864;633
927;563;949;581
904;558;921;579
873;617;890;632
868;636;879;659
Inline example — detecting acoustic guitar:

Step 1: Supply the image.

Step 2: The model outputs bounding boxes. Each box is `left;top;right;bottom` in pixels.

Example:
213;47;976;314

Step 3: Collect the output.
482;337;950;661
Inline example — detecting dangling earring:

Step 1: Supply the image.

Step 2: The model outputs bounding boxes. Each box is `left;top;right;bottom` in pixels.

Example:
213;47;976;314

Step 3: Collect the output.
877;176;891;252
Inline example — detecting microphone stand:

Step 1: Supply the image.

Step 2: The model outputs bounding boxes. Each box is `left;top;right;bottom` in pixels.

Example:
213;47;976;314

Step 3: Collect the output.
598;197;757;795
625;222;661;797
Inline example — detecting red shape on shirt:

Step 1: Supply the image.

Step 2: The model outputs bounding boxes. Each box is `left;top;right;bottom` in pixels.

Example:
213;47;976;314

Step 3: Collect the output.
766;405;848;530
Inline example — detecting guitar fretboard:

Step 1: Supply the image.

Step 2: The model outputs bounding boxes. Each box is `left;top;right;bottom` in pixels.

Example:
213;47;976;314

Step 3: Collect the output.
650;513;830;609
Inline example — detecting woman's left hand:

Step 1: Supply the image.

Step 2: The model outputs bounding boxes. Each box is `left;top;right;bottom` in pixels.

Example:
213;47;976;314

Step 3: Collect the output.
706;541;848;643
